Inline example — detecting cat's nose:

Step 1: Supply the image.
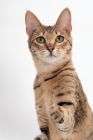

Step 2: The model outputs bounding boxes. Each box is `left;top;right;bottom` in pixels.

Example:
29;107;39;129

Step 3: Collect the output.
46;44;54;53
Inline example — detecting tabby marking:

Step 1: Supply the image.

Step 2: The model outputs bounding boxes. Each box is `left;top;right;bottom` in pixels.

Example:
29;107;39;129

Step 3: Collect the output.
25;8;93;140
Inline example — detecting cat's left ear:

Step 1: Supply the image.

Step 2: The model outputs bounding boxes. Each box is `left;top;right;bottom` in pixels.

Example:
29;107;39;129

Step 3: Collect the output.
55;8;72;35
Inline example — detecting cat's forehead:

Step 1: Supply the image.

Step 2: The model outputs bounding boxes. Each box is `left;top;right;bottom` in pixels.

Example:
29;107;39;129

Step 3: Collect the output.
44;26;55;33
40;26;65;36
34;26;67;39
41;26;57;41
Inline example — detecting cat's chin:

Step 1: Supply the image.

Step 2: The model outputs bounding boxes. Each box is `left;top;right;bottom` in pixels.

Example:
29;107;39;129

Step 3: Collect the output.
43;55;60;64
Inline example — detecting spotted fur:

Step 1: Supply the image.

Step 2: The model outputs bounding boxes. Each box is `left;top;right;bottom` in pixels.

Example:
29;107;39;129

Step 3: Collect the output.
25;8;93;140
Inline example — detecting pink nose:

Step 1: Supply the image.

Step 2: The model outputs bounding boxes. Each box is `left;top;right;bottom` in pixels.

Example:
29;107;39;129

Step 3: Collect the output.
46;44;54;52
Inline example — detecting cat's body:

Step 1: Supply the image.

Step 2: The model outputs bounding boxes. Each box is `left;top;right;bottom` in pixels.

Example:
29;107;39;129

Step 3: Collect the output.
25;8;93;140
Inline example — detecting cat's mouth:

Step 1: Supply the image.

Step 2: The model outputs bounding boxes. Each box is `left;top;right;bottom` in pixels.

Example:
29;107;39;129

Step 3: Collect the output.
46;54;56;58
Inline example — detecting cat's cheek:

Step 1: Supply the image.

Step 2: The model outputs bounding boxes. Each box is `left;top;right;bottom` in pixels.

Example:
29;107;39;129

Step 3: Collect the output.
54;51;66;61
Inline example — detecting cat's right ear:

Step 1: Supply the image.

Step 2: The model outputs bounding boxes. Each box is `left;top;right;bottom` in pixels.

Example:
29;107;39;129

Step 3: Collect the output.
25;11;41;36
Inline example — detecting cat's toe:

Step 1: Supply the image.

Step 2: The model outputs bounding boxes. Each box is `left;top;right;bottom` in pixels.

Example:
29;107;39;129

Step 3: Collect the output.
34;135;42;140
48;104;58;116
56;114;64;123
34;138;41;140
48;104;64;123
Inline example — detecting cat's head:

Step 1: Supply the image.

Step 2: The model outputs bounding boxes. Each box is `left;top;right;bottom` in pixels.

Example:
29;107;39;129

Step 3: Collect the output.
25;8;72;73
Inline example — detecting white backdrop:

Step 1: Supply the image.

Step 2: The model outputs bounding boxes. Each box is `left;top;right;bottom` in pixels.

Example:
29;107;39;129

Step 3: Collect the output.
0;0;93;140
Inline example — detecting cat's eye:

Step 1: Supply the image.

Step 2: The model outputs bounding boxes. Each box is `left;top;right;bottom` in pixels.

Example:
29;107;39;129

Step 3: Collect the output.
36;36;45;44
55;35;64;43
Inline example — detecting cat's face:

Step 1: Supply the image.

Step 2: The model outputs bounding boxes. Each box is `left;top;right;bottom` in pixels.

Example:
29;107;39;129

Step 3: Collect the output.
29;26;72;64
25;8;72;72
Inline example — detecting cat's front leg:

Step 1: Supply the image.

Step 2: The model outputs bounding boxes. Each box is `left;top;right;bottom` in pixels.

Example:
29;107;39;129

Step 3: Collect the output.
48;104;75;134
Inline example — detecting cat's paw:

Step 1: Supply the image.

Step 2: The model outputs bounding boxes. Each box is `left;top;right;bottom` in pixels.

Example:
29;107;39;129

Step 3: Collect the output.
48;104;64;123
48;104;75;133
34;135;42;140
34;135;49;140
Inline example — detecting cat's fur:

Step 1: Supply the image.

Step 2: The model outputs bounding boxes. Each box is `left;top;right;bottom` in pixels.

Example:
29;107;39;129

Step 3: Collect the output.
25;8;93;140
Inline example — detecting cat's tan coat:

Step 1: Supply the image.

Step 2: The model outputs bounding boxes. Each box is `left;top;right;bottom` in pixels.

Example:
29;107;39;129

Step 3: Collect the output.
25;8;93;140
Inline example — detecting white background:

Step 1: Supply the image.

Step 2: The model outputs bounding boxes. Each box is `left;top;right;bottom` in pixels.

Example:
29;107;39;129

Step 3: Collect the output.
0;0;93;140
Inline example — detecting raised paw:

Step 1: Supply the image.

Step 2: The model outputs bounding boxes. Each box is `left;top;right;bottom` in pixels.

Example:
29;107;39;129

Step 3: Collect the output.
48;104;75;134
48;104;64;124
34;135;42;140
34;134;49;140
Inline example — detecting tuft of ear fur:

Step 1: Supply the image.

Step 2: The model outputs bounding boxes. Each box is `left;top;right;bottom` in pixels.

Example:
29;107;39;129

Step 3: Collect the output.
56;8;72;35
25;11;41;36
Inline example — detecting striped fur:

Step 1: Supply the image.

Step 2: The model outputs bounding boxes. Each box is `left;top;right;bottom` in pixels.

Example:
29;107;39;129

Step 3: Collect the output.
25;8;93;140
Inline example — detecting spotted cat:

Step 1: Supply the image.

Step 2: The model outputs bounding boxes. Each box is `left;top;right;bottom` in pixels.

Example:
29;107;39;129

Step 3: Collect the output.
25;8;93;140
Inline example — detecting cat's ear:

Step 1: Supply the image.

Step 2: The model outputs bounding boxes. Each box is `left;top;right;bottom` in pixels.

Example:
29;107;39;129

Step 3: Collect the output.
25;11;41;36
56;8;72;35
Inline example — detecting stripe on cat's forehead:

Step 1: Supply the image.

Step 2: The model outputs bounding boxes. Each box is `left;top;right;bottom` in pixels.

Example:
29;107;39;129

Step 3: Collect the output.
37;26;67;37
43;26;55;34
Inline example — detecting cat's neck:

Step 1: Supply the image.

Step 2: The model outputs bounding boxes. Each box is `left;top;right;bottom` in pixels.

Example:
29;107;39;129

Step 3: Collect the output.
34;57;73;76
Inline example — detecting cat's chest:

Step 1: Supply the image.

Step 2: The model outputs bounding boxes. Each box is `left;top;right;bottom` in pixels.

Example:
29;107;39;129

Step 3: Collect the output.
34;74;58;107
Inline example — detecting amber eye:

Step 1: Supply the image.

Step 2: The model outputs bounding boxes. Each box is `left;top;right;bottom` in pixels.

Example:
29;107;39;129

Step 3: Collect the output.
55;35;64;43
36;36;45;44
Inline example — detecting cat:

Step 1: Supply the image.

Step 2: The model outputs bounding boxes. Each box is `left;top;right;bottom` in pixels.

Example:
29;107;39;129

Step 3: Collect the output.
25;8;93;140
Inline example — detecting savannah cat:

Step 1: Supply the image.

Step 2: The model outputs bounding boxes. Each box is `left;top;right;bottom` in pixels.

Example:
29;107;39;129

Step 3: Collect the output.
25;8;93;140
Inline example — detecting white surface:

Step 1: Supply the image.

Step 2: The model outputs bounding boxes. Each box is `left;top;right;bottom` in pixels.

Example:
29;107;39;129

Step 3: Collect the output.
0;0;93;140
